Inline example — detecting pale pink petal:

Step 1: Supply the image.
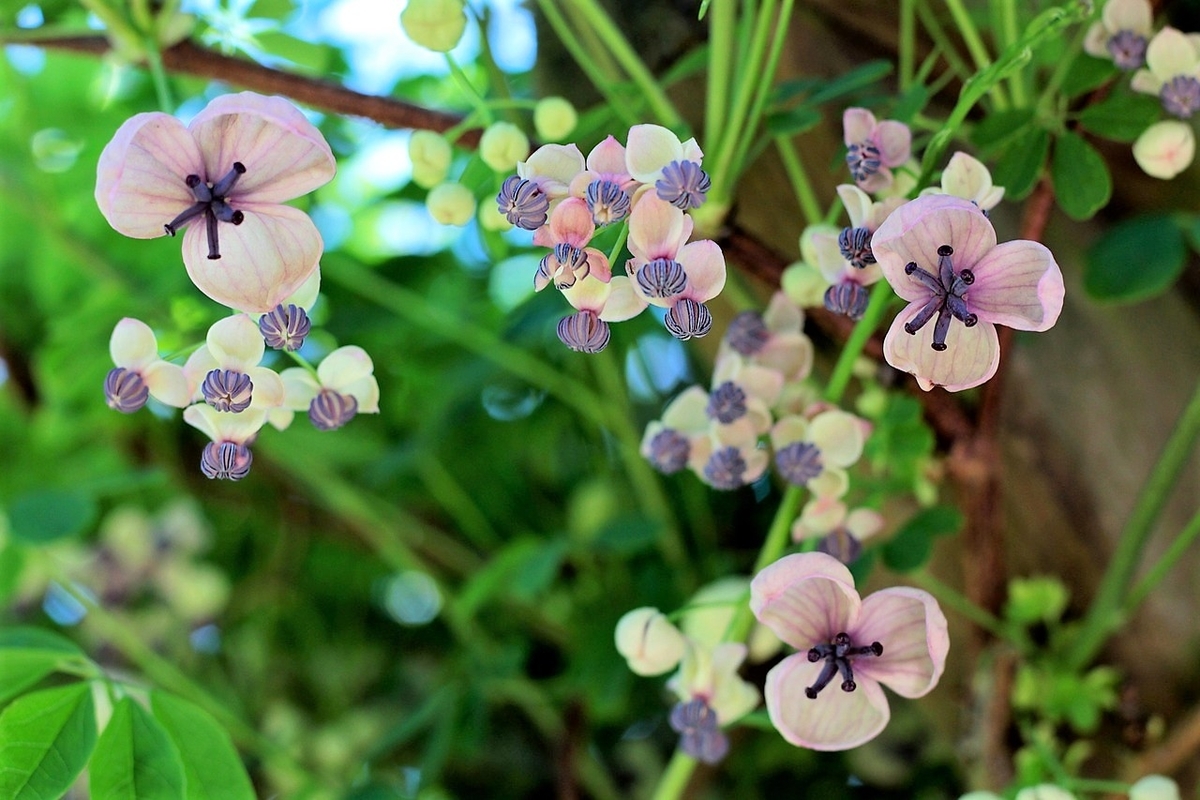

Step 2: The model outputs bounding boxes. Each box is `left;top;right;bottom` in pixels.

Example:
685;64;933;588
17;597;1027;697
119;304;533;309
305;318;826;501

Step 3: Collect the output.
809;231;850;284
742;449;770;484
562;273;612;313
183;404;267;444
182;348;218;400
871;195;997;302
183;403;221;441
626;124;685;183
852;588;949;698
678;240;726;302
317;345;374;389
764;292;803;334
598;276;648;321
736;365;784;407
586;135;627;175
267;408;295;431
187;92;335;202
842;108;877;146
96;112;205;238
759;334;814;381
247;367;285;408
518;143;585;197
750;552;860;650
344;375;380;413
142;361;191;408
1104;0;1153;36
205;314;265;369
279;367;320;411
967;240;1064;331
1133;120;1196;179
581;247;613;283
662;386;711;432
883;310;1000;392
182;203;322;313
765;653;890;750
857;166;894;195
545;197;596;248
809;466;850;499
873;121;912;167
286;267;322;310
940;152;993;203
769;415;809;449
679;137;704;164
845;508;884;540
1146;28;1200;81
836;184;872;229
628;195;686;261
110;318;160;369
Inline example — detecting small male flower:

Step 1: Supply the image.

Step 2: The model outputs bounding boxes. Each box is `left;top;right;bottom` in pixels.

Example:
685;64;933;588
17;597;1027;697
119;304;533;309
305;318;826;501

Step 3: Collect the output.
872;194;1065;392
717;293;814;386
532;198;610;291
1129;776;1181;800
554;273;646;353
666;640;760;756
427;182;476;226
809;187;904;320
279;346;380;431
1133;119;1196;179
184;315;285;413
568;136;638;226
771;410;865;498
104;318;190;413
922;152;1005;211
258;303;312;352
96;92;335;313
614;607;687;676
497;143;585;230
478;121;530;173
183;404;267;481
680;578;782;664
792;498;883;564
1084;0;1154;70
533;97;578;142
842;108;911;194
1131;28;1200;118
625;124;709;210
751;552;948;751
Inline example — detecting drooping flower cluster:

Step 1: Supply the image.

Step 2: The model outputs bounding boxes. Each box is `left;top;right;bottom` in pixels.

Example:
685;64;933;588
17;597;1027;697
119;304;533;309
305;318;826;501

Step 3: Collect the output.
97;92;380;480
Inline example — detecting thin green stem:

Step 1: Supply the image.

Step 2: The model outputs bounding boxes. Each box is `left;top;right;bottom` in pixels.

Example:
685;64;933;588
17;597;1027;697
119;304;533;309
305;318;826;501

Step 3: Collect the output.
942;0;1009;110
1036;25;1088;115
998;0;1027;107
1125;507;1200;612
774;135;822;227
899;0;916;91
445;53;493;124
284;348;319;378
912;571;1012;642
705;0;736;153
824;285;893;403
914;0;973;82
1068;376;1200;670
416;451;502;550
606;222;629;266
143;40;174;111
650;751;698;800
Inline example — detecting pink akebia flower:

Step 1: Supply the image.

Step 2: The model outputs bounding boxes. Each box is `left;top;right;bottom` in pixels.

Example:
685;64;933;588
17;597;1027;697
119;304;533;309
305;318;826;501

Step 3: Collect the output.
497;143;586;231
567;135;639;226
811;186;905;320
625;124;710;211
750;552;949;751
556;274;647;353
96;92;336;313
842;108;912;194
104;318;191;413
531;197;611;291
871;194;1065;392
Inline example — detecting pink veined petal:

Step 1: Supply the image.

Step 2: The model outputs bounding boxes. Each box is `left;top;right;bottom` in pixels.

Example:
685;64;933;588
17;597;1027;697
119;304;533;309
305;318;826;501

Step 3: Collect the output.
344;375;380;413
545;197;596;247
188;92;336;202
562;273;613;313
206;314;266;369
750;552;861;650
967;240;1065;331
680;137;704;164
628;195;686;261
872;121;912;167
764;653;890;751
851;587;949;699
586;135;627;175
842;108;877;146
678;240;726;302
662;386;711;432
1146;27;1200;81
279;367;320;411
883;309;1000;392
871;195;998;303
1103;0;1153;36
625;123;684;183
857;166;894;195
317;346;375;390
96;112;206;238
598;276;647;322
836;184;872;229
247;367;285;409
182;203;323;313
141;361;191;408
110;318;160;370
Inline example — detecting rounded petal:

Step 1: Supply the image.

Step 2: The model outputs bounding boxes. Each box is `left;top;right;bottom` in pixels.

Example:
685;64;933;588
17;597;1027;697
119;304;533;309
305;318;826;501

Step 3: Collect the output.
562;272;613;313
626;124;684;183
678;240;726;302
852;587;949;698
836;184;872;229
247;367;285;408
1133;120;1196;179
758;333;814;382
544;197;596;248
1104;0;1153;36
845;508;884;541
809;410;865;468
871;195;998;303
518;143;585;196
883;310;1000;392
586;135;627;175
206;314;265;368
809;467;850;499
1130;68;1164;95
344;375;380;413
1083;22;1110;58
183;403;267;444
765;653;890;750
188;92;336;202
967;240;1065;331
96;112;205;238
1146;27;1199;81
750;552;861;650
940;152;993;203
809;231;851;284
662;386;711;432
317;345;374;390
142;361;191;408
873;121;912;167
279;367;320;411
598;276;648;322
182;203;323;313
110;318;160;369
629;195;685;261
769;415;809;449
842;108;877;146
182;347;218;399
615;607;686;676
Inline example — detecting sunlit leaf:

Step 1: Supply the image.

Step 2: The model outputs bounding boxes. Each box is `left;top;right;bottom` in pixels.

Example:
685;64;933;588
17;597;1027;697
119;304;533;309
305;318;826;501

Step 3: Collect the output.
90;696;186;800
0;683;96;799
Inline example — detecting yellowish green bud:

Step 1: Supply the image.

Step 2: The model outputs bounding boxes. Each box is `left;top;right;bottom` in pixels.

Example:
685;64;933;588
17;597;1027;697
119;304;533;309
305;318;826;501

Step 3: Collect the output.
478;199;513;232
1130;776;1181;800
614;607;686;676
479;122;530;173
533;97;578;142
426;182;476;226
400;0;467;53
409;130;453;189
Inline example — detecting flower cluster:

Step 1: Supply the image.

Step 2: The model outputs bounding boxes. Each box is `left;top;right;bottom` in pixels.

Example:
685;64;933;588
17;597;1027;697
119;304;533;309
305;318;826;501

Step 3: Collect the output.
97;92;380;480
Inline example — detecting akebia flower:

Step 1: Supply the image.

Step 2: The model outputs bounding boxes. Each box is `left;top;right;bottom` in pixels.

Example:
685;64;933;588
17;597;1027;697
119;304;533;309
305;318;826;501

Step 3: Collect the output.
872;194;1065;392
750;552;948;751
96;92;335;312
1131;28;1200;118
183;404;267;481
1084;0;1154;70
625;124;709;210
104;318;191;413
183;315;285;413
842;108;911;194
279;346;380;431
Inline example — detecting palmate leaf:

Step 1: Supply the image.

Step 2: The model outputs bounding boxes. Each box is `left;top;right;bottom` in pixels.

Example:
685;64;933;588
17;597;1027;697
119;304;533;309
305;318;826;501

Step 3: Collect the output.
90;696;186;800
0;682;97;800
150;692;255;800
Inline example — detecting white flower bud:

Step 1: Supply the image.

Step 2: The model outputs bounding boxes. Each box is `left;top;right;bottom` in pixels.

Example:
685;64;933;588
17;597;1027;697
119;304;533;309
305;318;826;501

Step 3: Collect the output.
534;97;578;142
1133;120;1195;180
1015;786;1077;800
400;0;467;53
615;607;686;676
479;122;530;173
1130;776;1181;800
426;182;476;226
409;131;453;189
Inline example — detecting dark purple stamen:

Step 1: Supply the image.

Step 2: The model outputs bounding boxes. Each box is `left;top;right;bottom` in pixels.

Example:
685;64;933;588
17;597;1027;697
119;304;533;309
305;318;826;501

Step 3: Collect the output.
259;304;312;351
706;380;747;424
669;699;729;764
655;160;710;210
647;429;690;474
776;441;823;486
585;179;631;225
200;441;253;481
804;631;884;699
537;243;590;290
1160;75;1200;119
704;446;747;490
901;244;978;351
308;389;359;431
1107;29;1147;71
636;258;688;299
725;311;769;356
846;142;882;182
201;369;254;413
838;226;876;269
104;367;149;413
164;162;246;260
824;282;870;320
817;528;863;564
664;299;713;340
556;310;610;353
497;175;550;230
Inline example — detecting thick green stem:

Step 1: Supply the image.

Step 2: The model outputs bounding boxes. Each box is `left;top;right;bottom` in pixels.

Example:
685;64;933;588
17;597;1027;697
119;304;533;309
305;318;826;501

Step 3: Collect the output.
997;0;1027;107
824;285;893;402
1124;506;1200;613
1068;377;1200;670
899;0;916;90
705;0;736;154
650;751;699;800
774;135;823;227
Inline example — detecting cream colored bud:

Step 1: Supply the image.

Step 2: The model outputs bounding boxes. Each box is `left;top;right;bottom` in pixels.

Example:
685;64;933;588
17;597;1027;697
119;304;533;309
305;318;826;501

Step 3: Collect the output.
154;561;230;620
1129;776;1181;800
400;0;467;53
1133;120;1195;180
426;182;476;226
1015;787;1076;800
409;131;453;189
533;97;578;142
479;122;530;173
615;607;686;676
781;262;829;309
478;199;513;232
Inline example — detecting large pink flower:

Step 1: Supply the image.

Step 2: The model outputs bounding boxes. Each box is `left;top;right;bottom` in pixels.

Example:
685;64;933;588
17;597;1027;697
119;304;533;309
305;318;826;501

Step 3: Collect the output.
96;92;336;313
750;552;948;751
872;194;1065;392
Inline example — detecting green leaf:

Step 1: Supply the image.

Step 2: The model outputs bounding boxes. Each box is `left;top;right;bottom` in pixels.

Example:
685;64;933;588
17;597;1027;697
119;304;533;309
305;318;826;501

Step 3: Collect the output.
0;542;26;605
991;126;1049;200
1077;91;1163;142
881;506;964;572
151;693;255;800
457;536;568;617
764;106;822;137
7;488;98;544
0;627;86;704
1052;132;1112;220
592;513;662;555
1084;213;1187;302
1061;55;1117;98
970;108;1036;151
806;61;893;106
0;683;97;799
90;696;186;800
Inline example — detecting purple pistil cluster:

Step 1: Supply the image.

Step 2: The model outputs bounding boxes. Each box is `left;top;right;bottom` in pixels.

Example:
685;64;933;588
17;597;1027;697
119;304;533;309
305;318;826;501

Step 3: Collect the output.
104;367;150;413
838;226;876;269
1160;75;1200;119
308;388;359;431
585;179;632;225
776;442;823;486
259;303;312;352
703;446;747;490
902;244;977;351
664;298;713;340
805;632;884;698
201;441;253;481
1107;29;1148;70
202;369;254;413
496;175;550;230
556;310;611;353
655;160;711;211
824;282;870;321
165;162;247;260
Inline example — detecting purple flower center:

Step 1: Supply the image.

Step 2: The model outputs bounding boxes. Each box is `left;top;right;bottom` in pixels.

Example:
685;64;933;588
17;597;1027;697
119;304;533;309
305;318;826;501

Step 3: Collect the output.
556;310;611;353
776;441;823;486
1160;76;1200;120
805;631;884;698
824;281;870;320
901;244;978;351
647;429;690;473
308;388;358;431
838;226;876;269
636;258;688;299
200;441;253;481
164;162;247;260
655;160;710;210
725;311;769;356
585;179;631;225
259;304;312;352
104;367;150;413
664;298;713;340
817;528;863;564
706;380;748;424
704;446;747;490
497;175;550;230
537;243;590;290
202;369;254;413
846;142;882;183
669;698;729;764
1107;29;1147;71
